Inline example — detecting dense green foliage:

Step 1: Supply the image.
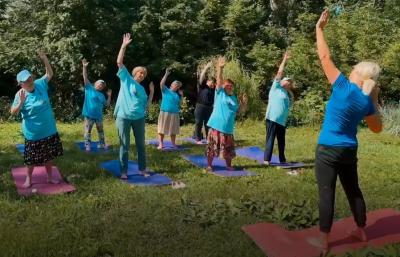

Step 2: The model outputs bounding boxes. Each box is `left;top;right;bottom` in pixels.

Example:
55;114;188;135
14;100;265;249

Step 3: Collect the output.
1;0;400;124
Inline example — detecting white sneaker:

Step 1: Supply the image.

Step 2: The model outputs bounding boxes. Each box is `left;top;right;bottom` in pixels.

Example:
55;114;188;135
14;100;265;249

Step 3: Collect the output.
85;145;91;151
263;161;270;165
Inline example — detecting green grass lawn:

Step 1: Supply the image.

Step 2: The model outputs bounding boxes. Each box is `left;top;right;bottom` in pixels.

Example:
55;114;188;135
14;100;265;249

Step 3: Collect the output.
0;120;399;257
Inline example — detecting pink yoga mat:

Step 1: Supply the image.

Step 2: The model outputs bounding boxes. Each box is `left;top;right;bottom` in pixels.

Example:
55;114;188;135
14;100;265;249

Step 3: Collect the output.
242;208;400;257
11;166;76;196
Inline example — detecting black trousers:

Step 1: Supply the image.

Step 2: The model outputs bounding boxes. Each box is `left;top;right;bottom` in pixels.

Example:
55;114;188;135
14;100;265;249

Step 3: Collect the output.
315;145;366;233
264;119;286;162
193;103;213;141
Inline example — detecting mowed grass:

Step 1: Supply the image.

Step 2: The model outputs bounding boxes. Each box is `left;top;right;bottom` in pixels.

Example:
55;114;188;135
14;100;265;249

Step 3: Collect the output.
0;120;399;257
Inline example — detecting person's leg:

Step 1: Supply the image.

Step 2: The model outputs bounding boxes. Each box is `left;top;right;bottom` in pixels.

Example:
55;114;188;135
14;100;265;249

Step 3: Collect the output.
158;133;164;149
22;165;34;188
194;104;204;141
276;123;287;163
132;118;147;173
222;133;235;170
338;160;367;241
95;120;106;148
116;118;131;178
84;118;95;150
308;146;340;250
171;134;176;147
45;161;59;184
203;106;213;142
264;119;277;163
205;129;215;172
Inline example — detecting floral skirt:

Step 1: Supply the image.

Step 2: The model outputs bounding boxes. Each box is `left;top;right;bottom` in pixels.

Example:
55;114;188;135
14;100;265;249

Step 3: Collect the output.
24;133;63;165
205;128;236;160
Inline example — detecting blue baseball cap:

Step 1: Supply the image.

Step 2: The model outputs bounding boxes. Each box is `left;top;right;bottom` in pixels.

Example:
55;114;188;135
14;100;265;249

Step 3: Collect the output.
16;70;32;85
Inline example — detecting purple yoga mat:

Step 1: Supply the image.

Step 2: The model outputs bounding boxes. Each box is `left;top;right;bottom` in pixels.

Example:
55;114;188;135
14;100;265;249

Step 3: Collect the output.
146;139;188;151
11;166;76;196
182;155;256;177
236;146;307;169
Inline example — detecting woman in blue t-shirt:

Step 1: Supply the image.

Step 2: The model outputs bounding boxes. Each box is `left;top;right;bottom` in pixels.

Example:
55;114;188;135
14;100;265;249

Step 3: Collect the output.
157;68;183;149
206;57;247;172
10;50;63;188
115;33;154;178
264;51;294;165
308;10;383;251
81;59;112;151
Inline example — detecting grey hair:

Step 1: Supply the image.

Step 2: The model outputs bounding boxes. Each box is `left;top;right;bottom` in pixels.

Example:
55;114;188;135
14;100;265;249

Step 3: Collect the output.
131;66;147;77
353;61;381;81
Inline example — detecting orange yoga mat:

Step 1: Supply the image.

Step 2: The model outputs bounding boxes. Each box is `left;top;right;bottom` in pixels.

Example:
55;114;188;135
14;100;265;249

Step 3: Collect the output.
243;209;400;257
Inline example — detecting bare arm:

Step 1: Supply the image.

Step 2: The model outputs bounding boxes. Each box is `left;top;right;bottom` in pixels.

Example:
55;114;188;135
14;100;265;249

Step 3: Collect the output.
316;10;340;85
38;50;53;81
147;81;155;108
10;90;26;115
82;59;90;85
216;57;225;90
117;33;132;68
365;84;383;133
160;68;171;90
106;89;112;106
275;51;289;80
198;61;212;91
237;94;248;114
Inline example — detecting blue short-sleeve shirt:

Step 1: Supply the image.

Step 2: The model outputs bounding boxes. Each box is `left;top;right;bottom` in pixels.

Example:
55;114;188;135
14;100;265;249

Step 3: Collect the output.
160;85;181;114
318;73;376;147
265;79;291;126
82;83;107;120
207;88;239;134
12;76;58;140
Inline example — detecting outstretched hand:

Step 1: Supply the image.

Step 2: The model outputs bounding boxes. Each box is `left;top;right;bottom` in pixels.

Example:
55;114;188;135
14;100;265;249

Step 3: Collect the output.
18;89;26;104
82;59;89;67
122;33;132;47
283;50;291;60
149;81;155;92
37;49;47;60
217;56;226;68
107;89;112;97
165;68;172;76
316;10;329;30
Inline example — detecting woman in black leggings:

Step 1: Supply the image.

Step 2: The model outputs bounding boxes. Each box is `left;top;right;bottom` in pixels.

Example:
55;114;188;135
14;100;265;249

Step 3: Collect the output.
310;10;383;251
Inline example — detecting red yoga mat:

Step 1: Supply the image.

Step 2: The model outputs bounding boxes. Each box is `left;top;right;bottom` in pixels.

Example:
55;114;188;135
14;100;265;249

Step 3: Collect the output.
11;166;76;196
243;208;400;257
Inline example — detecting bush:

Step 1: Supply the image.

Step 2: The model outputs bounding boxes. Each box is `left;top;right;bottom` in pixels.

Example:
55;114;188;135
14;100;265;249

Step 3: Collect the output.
146;102;160;124
0;96;15;122
382;103;400;136
288;90;326;127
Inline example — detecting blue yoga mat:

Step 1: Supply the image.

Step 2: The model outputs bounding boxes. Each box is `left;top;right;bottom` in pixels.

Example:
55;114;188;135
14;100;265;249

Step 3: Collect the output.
181;137;208;145
16;144;24;154
146;139;188;151
76;141;113;153
182;155;256;177
100;160;172;186
236;146;306;169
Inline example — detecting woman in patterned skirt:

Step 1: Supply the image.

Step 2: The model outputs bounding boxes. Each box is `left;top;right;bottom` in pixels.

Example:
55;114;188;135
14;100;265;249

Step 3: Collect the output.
10;50;63;188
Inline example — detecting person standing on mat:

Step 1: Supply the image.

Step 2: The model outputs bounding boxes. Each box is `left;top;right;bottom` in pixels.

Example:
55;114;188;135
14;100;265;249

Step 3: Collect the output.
115;33;154;178
193;61;215;144
264;51;294;165
309;10;383;251
206;56;247;172
10;50;63;188
157;68;183;149
81;59;112;151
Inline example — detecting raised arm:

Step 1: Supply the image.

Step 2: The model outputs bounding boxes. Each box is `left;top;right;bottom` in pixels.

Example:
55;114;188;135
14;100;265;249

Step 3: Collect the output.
106;89;112;106
316;10;340;85
117;33;132;68
216;56;225;90
238;93;248;114
275;51;290;80
147;81;155;109
160;68;171;90
38;50;53;81
198;61;212;86
82;59;90;85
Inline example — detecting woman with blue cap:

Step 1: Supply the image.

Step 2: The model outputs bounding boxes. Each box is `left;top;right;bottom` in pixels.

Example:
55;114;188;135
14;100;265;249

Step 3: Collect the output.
81;59;112;151
10;50;63;188
264;51;294;165
157;68;183;149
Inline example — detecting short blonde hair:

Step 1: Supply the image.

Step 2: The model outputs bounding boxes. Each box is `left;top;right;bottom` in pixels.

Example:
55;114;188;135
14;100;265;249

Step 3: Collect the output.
131;66;147;77
353;61;381;81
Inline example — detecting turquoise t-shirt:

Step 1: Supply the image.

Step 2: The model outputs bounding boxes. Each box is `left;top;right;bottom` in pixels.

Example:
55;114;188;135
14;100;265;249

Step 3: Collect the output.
265;79;291;126
82;83;106;120
12;76;57;141
160;85;181;114
318;73;376;147
114;66;148;120
207;88;239;134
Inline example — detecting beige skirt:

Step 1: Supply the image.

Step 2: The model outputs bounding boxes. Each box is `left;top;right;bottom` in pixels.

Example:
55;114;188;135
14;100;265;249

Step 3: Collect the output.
157;111;180;135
